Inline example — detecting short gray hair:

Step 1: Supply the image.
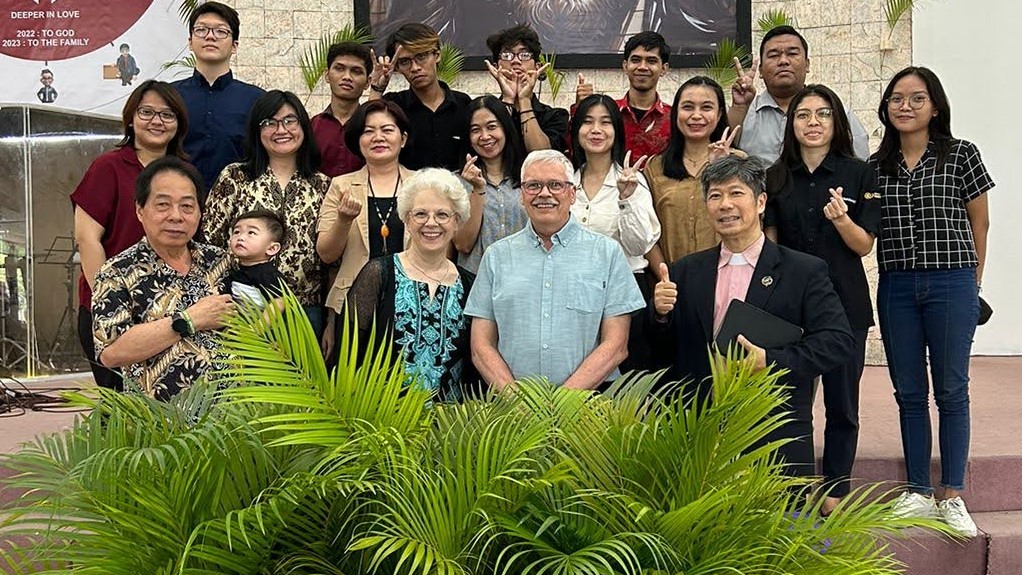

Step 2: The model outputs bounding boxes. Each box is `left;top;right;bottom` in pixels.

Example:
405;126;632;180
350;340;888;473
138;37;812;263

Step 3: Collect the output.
700;155;769;199
521;149;573;182
397;168;471;222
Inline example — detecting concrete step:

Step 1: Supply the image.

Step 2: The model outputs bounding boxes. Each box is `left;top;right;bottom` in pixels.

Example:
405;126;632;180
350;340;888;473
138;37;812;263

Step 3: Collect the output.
884;510;1022;575
843;455;1022;513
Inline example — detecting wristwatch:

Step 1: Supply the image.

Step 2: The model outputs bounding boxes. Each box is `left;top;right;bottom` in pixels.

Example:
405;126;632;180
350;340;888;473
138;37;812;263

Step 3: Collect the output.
171;311;195;338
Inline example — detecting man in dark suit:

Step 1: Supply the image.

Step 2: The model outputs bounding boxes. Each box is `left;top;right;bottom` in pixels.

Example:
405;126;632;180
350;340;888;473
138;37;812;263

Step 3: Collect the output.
649;155;853;479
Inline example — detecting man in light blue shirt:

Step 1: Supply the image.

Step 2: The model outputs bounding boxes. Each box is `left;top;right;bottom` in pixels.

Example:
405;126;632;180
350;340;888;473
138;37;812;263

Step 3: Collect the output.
465;150;645;390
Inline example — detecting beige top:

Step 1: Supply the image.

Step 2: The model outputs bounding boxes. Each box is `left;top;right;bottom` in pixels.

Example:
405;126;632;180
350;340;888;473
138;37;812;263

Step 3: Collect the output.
318;165;415;312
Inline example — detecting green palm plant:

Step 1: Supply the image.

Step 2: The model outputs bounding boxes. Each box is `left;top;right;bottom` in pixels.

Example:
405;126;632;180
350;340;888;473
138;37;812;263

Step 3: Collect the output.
298;26;375;96
703;38;751;90
0;292;950;574
758;7;797;32
437;42;465;86
538;53;567;104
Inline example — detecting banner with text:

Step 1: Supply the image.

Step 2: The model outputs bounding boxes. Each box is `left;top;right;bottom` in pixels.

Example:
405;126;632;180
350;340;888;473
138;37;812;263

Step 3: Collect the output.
0;0;191;115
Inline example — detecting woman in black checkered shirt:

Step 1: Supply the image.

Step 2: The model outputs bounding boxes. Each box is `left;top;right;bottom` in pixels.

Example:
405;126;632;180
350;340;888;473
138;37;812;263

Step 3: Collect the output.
871;66;994;537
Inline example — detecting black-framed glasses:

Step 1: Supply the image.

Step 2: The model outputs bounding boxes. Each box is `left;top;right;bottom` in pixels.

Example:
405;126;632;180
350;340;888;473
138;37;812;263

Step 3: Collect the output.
191;26;232;40
410;210;454;224
136;107;178;123
522;180;574;195
887;94;930;110
793;107;834;122
499;51;534;62
394;50;438;70
259;115;300;131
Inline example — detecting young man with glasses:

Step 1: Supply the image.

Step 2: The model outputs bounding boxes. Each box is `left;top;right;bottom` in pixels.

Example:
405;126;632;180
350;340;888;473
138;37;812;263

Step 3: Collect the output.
484;24;568;153
172;1;264;192
728;25;869;163
465;150;645;392
368;23;470;171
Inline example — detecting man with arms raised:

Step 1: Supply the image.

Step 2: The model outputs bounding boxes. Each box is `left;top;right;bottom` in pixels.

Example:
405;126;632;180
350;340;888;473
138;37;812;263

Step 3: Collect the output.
728;25;869;163
485;23;568;153
466;150;645;391
368;23;471;171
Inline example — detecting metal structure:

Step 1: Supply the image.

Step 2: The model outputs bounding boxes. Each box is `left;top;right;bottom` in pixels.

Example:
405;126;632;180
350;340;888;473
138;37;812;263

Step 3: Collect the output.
0;104;120;377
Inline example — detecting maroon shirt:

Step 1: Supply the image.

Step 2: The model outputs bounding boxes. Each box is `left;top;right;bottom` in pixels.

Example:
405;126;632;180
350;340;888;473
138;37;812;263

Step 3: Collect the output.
70;145;146;308
311;107;364;178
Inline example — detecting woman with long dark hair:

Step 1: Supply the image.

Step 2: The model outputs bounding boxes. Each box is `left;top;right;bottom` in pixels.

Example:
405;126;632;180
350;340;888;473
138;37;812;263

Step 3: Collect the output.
644;76;741;274
872;67;993;537
570;94;660;289
203;90;329;335
71;80;189;391
764;84;880;516
454;95;526;274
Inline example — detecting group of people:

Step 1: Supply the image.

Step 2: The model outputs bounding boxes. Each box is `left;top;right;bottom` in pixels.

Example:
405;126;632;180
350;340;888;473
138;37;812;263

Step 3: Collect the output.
71;2;994;540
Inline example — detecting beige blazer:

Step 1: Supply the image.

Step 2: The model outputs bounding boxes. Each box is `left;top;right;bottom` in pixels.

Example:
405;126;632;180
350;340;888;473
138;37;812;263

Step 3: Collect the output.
318;165;415;312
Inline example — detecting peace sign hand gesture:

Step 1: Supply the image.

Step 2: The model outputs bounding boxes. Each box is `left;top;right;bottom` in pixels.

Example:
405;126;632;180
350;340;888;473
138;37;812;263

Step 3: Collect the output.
369;48;392;90
616;150;649;200
731;56;758;106
823;187;850;222
461;154;486;192
708;125;741;163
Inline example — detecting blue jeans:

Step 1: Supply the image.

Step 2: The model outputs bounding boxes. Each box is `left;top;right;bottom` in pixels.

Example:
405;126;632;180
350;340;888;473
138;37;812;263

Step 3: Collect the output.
878;268;979;493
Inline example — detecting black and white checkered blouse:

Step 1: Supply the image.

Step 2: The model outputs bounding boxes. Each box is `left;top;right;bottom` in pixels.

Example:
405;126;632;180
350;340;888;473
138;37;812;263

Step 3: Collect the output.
871;139;994;272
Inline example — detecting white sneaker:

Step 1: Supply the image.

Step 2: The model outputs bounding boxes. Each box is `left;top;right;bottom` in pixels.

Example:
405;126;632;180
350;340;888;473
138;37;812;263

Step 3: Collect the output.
890;492;939;519
938;497;979;537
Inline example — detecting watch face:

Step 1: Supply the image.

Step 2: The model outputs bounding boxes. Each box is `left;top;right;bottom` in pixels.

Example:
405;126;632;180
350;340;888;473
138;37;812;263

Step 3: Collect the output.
173;316;191;337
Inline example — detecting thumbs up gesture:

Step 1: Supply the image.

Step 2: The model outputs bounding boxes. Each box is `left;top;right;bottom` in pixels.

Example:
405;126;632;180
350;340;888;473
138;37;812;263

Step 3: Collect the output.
576;73;594;104
653;262;677;317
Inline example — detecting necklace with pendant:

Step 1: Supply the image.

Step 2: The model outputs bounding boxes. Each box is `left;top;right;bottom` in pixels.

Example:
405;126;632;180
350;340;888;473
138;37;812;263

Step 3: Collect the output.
367;172;401;252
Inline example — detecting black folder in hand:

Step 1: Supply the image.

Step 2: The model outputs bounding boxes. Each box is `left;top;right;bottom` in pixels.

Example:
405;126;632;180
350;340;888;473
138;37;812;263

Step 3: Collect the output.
714;299;804;352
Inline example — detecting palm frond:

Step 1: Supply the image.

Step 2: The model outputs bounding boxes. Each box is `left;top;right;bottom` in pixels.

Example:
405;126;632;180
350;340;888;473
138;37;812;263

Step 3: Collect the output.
703;38;750;90
298;26;374;94
884;0;916;29
758;8;797;33
176;0;199;24
438;43;465;85
160;54;196;78
539;53;567;103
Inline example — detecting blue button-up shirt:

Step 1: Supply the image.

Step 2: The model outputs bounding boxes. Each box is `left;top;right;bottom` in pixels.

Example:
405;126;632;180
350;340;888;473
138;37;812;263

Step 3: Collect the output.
172;70;265;191
464;215;645;385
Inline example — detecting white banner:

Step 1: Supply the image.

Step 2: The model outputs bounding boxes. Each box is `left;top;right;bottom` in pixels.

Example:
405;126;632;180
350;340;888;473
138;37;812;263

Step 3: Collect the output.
0;0;191;115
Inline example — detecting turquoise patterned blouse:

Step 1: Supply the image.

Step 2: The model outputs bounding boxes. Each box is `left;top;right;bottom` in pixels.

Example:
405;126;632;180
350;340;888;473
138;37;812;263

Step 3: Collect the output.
393;257;467;398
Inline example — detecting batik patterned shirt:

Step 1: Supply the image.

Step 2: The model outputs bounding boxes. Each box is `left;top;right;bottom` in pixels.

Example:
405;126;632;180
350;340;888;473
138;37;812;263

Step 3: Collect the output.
92;238;231;399
203;163;329;305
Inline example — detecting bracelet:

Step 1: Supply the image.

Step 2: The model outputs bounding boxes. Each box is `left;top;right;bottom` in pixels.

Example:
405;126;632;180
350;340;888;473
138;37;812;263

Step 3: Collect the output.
520;114;536;125
370;84;386;93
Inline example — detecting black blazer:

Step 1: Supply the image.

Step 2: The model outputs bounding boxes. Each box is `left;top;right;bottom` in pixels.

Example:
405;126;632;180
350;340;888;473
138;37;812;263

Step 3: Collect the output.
648;239;854;476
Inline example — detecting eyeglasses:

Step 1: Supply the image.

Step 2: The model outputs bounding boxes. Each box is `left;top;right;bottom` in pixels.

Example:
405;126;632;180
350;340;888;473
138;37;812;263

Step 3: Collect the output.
887;94;930;110
793;107;834;122
191;26;232;40
522;180;574;195
499;51;534;62
259;115;300;131
137;107;178;123
410;210;454;224
394;50;438;71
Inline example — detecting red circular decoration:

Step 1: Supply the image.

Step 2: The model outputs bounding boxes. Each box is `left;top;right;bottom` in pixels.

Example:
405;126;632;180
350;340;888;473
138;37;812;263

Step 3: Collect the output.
1;0;156;61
